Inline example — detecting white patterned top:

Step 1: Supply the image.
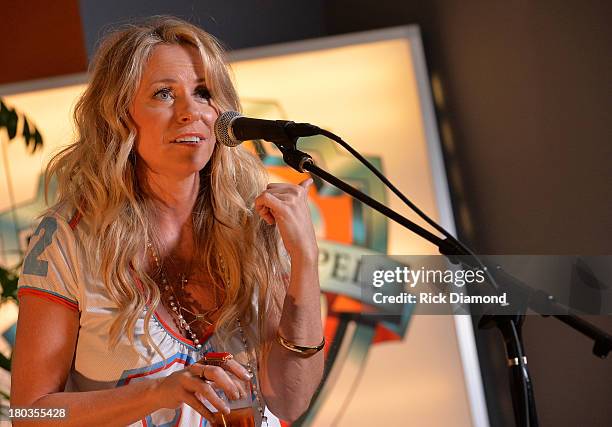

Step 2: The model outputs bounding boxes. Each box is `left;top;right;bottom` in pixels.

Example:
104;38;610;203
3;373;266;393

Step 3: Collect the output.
18;210;280;427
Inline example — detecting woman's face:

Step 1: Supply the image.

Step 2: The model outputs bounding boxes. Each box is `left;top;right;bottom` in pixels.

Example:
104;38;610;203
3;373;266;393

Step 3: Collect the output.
131;43;219;180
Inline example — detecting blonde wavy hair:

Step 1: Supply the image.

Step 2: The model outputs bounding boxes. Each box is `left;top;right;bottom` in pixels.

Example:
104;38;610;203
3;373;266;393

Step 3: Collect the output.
45;16;285;359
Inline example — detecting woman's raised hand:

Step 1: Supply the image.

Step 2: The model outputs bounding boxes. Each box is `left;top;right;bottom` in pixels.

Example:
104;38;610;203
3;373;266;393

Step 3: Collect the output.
254;177;318;263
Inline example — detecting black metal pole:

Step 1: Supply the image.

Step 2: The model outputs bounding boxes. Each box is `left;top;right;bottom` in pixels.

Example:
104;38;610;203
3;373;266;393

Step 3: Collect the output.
496;316;539;427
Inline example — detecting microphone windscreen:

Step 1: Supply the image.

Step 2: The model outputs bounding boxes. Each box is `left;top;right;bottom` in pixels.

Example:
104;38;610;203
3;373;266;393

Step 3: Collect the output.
214;111;242;147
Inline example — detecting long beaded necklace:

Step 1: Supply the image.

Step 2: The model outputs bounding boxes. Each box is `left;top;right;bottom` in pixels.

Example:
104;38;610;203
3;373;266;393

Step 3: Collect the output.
218;256;268;427
147;241;215;349
147;242;267;426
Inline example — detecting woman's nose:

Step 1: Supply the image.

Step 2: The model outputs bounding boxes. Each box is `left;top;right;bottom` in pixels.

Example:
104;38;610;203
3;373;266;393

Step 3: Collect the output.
175;98;216;125
176;98;199;124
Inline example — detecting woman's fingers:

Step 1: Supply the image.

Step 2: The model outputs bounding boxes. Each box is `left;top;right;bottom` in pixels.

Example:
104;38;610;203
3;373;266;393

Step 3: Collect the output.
255;177;317;258
192;381;230;414
182;389;216;420
200;365;238;397
256;205;275;225
223;359;252;398
224;359;251;382
298;177;314;189
254;192;285;225
199;360;250;400
182;368;230;414
154;368;226;416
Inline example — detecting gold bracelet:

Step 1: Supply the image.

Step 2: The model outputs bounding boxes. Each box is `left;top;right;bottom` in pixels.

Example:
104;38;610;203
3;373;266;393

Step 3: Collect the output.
276;332;325;357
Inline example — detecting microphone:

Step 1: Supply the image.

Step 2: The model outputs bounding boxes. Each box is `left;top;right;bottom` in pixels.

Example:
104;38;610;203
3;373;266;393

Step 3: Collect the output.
214;111;321;147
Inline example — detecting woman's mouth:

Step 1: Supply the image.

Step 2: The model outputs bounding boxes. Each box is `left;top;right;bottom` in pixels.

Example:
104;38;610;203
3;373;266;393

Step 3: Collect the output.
171;135;205;144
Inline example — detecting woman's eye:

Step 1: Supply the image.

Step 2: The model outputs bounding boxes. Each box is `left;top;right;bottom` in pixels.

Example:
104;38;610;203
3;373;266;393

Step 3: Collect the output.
153;88;173;101
195;86;212;101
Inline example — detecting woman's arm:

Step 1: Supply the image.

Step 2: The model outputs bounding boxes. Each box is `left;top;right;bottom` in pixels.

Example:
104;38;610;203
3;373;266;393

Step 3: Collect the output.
254;178;325;421
11;295;247;426
259;254;324;422
12;295;166;426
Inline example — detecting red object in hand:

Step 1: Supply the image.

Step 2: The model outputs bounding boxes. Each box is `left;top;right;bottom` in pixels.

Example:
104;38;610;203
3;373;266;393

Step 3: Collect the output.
200;352;233;366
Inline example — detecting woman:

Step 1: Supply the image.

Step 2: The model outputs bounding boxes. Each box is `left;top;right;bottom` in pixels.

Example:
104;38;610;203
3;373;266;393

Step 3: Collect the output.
11;16;324;427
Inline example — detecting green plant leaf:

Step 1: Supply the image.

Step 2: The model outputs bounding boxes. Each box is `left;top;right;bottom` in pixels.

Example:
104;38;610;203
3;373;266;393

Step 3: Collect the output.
0;266;19;301
7;108;18;140
0;353;11;371
0;100;8;127
1;97;45;152
23;118;31;147
33;129;43;152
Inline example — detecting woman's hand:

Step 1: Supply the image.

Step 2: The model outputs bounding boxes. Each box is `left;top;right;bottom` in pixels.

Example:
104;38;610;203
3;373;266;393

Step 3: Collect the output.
254;177;318;262
152;358;251;420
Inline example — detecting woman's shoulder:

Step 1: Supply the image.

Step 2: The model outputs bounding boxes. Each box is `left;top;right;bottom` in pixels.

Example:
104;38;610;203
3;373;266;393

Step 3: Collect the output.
18;203;85;309
25;203;88;261
40;202;85;233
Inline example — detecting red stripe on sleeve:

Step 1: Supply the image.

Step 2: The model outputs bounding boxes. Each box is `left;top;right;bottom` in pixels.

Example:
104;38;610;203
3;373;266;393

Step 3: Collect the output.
17;288;79;312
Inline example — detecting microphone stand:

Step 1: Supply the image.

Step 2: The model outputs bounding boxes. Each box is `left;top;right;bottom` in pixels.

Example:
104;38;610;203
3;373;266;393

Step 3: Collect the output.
268;134;611;427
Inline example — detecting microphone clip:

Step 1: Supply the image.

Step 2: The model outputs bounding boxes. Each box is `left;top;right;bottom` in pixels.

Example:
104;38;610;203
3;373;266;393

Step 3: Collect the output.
279;147;314;173
272;134;314;173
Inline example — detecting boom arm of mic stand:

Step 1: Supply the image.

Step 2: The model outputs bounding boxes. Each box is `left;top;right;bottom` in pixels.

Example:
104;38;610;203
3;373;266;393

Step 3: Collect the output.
300;160;457;254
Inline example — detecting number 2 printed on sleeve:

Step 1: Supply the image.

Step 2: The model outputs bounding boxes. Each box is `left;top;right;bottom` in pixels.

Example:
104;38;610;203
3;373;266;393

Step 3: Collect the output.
23;217;58;277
